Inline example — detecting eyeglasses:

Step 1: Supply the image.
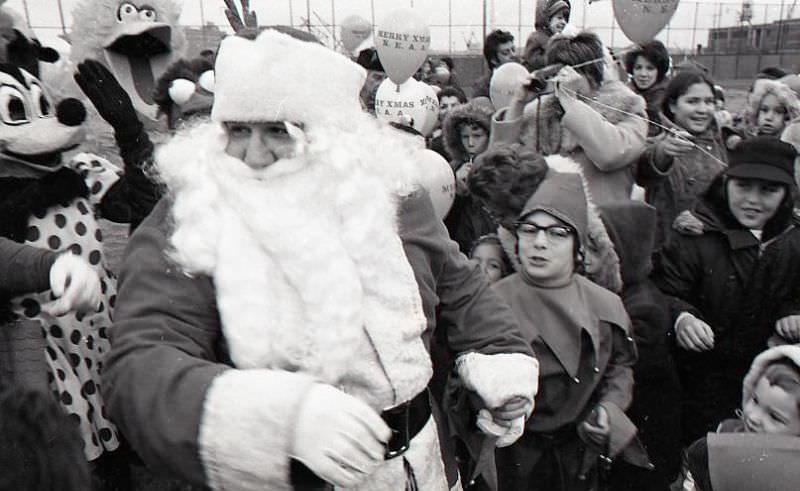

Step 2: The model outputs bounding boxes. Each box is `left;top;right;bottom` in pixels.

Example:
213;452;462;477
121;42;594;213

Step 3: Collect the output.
514;222;574;242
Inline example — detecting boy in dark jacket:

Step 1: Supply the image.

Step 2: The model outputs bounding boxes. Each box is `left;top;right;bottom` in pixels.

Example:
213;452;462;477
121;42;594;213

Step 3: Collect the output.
656;137;800;445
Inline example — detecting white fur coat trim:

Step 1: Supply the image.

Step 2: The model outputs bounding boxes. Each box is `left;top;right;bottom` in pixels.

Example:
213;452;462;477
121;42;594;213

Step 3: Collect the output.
455;352;539;409
742;344;800;408
157;122;431;399
199;369;317;491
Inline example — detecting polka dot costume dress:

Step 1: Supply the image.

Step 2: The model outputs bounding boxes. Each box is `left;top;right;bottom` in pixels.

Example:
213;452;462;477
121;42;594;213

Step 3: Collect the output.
11;153;121;460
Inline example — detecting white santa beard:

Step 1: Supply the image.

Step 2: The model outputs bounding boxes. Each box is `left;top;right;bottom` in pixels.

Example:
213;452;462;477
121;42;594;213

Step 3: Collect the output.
157;124;431;395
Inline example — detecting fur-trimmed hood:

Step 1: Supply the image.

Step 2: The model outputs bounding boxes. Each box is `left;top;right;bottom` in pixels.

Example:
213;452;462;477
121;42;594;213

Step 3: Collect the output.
744;79;800;134
519;79;645;155
535;0;571;33
742;344;800;409
443;101;494;165
497;154;622;292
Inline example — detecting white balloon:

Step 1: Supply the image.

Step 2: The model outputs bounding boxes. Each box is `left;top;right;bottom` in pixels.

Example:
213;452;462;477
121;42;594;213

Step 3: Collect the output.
374;78;428;133
415;149;455;220
417;81;439;137
489;62;529;110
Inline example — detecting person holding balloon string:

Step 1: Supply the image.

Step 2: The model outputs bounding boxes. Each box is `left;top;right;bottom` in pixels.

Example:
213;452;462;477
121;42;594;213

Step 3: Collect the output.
492;31;648;206
634;70;728;247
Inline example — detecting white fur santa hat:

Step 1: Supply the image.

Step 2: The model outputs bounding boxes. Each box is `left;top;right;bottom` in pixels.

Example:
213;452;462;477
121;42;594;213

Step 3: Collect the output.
212;29;366;126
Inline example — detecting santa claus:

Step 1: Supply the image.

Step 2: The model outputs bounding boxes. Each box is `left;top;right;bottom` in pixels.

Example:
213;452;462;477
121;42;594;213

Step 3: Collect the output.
102;29;538;490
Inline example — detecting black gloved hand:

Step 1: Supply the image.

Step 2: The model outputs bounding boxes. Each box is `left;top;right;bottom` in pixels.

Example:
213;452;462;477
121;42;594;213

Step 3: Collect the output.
74;59;139;132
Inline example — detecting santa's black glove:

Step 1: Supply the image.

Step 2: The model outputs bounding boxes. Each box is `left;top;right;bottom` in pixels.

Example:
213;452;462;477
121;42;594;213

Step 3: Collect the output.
74;59;139;133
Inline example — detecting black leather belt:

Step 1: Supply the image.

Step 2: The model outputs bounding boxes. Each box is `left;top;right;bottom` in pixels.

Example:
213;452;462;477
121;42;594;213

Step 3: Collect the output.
381;389;432;459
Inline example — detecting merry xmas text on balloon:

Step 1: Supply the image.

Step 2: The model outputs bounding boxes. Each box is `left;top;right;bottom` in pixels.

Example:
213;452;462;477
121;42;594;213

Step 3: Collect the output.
376;30;430;50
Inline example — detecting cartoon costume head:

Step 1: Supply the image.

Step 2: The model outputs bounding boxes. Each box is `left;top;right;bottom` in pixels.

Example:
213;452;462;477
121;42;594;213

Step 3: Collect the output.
70;0;186;121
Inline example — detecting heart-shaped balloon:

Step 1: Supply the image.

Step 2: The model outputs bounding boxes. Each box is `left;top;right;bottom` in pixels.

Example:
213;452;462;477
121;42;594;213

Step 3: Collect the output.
375;8;430;85
375;78;439;136
612;0;680;45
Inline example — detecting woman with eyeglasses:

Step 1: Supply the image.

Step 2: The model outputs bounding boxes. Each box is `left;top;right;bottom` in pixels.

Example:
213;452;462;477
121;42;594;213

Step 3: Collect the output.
489;169;648;490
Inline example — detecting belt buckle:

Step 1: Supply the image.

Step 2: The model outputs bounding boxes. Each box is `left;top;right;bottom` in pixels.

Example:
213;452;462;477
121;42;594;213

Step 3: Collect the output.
383;400;411;459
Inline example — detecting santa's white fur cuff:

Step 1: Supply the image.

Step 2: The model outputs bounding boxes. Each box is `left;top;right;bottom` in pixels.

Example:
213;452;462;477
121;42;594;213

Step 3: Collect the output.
455;352;539;409
199;369;316;491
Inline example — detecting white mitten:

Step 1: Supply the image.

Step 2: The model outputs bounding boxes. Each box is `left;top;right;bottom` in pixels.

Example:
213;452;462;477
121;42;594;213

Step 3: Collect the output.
43;253;102;317
476;409;526;447
291;384;391;488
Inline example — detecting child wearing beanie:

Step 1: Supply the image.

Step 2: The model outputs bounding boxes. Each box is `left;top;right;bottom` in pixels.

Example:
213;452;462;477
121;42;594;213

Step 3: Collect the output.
687;345;800;491
656;136;800;449
491;170;650;490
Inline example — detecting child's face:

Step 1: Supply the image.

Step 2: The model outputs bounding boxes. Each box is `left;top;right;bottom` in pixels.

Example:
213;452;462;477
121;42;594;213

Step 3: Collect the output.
516;211;576;287
669;82;715;135
632;55;658;91
757;93;788;136
743;376;800;436
471;242;505;284
460;124;489;158
727;177;786;230
549;11;568;34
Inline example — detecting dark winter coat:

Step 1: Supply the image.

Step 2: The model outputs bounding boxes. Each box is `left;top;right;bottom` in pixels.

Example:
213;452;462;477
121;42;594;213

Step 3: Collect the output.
628;77;669;137
635;115;728;247
655;176;800;443
522;0;571;71
600;201;682;491
442;103;498;253
102;191;535;488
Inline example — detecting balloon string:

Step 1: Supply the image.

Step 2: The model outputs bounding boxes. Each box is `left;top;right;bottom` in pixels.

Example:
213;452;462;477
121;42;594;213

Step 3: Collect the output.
559;85;729;168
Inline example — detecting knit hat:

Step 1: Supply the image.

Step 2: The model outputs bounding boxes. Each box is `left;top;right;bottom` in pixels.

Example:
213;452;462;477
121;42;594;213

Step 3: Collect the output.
726;136;797;186
518;170;588;246
212;29;366;126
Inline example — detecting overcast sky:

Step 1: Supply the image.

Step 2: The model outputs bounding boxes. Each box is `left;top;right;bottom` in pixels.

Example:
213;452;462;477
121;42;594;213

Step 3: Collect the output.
10;0;799;51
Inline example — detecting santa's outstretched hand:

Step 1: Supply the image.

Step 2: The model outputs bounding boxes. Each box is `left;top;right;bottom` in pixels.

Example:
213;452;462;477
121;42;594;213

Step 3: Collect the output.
43;253;102;317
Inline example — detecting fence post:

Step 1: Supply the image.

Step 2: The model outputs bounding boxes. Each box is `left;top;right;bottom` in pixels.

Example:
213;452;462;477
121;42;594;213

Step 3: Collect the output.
776;0;785;53
691;1;699;51
331;0;336;48
448;0;453;54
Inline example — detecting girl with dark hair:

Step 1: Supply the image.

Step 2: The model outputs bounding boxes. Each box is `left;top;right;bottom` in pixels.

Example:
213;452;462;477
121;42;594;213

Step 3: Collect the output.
494;31;648;205
635;70;727;246
624;40;672;136
656;137;800;446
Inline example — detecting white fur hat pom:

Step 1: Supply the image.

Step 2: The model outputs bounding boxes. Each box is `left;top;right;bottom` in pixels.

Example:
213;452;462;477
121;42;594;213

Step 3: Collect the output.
212;29;366;126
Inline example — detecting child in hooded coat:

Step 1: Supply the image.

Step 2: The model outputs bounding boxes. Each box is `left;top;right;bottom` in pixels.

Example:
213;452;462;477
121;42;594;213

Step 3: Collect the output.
522;0;571;71
600;201;683;491
723;79;800;150
443;101;498;253
687;344;800;491
656;137;800;446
